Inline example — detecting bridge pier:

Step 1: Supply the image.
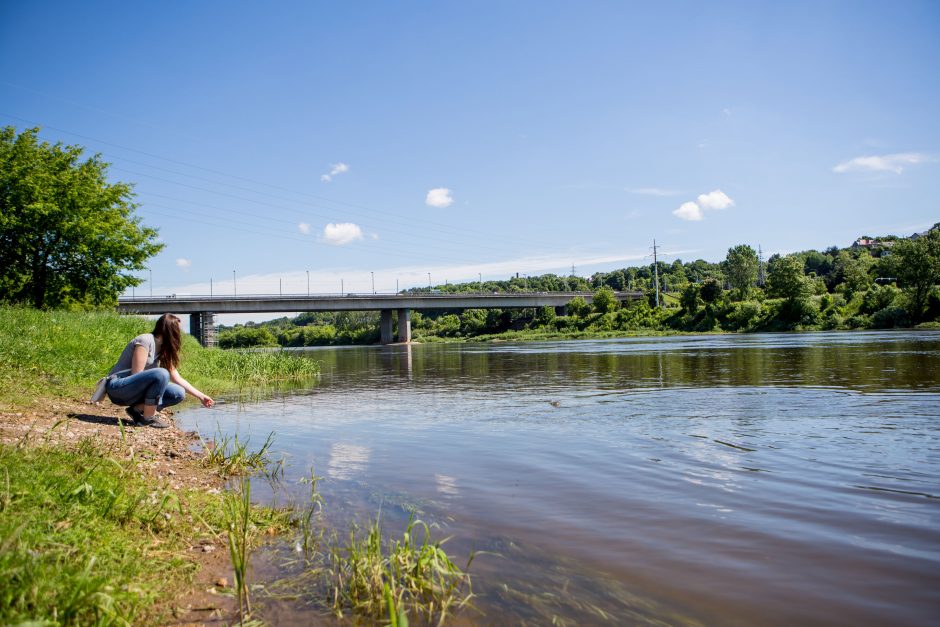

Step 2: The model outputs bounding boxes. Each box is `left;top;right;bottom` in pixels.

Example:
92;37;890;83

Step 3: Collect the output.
189;312;217;348
380;310;394;344
397;308;411;343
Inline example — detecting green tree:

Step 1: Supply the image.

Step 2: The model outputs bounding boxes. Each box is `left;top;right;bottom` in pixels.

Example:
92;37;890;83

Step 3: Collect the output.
723;244;759;299
0;127;162;308
567;296;589;317
699;278;722;304
886;229;940;319
680;283;700;313
767;255;812;302
592;286;619;313
833;250;873;296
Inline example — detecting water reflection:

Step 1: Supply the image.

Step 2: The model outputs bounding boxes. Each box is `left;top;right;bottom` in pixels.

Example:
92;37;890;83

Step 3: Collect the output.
326;442;371;480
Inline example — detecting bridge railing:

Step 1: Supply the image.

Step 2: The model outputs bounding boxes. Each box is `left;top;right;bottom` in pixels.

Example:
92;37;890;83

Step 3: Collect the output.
117;291;620;302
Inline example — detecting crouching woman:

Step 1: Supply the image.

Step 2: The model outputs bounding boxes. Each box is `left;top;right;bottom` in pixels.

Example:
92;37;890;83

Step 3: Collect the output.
106;313;214;428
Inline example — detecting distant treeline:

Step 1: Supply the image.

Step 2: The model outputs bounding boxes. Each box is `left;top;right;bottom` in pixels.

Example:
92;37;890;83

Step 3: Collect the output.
217;225;940;348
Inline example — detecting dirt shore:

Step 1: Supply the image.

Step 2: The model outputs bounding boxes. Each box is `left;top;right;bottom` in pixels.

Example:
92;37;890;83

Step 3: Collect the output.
0;398;240;626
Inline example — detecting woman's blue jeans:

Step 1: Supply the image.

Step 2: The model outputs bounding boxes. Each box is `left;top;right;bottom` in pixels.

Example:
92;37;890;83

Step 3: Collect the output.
106;368;185;410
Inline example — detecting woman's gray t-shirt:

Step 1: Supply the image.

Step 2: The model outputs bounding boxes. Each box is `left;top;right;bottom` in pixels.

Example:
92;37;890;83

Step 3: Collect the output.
109;333;159;375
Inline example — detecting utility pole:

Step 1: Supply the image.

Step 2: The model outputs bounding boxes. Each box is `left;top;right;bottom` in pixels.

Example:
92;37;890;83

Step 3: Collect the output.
652;239;660;308
758;246;766;287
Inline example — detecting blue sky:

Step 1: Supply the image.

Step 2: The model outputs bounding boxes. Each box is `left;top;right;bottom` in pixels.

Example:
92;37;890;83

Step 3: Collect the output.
2;1;938;301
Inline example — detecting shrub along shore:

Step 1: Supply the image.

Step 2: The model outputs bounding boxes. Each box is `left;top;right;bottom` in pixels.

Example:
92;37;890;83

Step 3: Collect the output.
0;305;318;625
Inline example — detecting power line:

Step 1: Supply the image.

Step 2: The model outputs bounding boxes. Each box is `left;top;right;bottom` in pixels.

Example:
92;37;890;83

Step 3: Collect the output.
0;112;558;251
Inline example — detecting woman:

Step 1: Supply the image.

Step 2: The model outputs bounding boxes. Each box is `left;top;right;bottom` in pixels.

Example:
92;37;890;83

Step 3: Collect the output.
106;313;214;428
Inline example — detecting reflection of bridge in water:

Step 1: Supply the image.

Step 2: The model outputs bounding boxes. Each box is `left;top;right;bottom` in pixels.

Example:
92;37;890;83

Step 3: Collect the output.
117;291;644;346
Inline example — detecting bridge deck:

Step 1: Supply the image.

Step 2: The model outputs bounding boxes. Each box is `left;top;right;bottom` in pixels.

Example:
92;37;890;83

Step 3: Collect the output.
117;292;642;315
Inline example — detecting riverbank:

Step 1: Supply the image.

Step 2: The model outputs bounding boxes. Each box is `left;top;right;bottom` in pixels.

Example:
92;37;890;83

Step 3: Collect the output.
0;306;318;625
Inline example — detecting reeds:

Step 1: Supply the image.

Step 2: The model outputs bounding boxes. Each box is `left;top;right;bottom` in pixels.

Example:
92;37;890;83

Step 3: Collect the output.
226;476;254;623
202;430;276;477
327;513;474;625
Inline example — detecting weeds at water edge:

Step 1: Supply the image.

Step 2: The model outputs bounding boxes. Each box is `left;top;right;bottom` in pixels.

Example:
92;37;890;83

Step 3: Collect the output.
327;513;475;625
202;430;277;477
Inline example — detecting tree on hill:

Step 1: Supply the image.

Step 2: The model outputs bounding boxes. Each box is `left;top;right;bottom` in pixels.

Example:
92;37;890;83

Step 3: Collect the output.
0;127;162;308
886;229;940;320
723;245;759;299
767;255;812;303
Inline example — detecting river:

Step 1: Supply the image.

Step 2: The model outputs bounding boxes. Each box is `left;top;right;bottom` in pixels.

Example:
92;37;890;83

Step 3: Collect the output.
177;330;940;626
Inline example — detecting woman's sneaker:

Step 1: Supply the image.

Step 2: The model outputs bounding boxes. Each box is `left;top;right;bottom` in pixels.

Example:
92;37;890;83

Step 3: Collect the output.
125;406;171;429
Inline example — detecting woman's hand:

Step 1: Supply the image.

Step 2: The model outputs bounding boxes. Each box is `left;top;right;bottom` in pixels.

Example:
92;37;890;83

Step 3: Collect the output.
200;394;214;408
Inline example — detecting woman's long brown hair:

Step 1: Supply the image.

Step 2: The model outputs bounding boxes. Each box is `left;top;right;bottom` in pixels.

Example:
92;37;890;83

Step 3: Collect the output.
152;314;182;369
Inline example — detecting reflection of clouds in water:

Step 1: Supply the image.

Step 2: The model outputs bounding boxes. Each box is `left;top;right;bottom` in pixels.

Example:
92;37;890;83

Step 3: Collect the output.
327;443;371;480
435;474;459;496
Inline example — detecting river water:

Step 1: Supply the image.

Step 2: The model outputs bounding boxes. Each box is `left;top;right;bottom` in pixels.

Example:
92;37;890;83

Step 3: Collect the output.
178;331;940;626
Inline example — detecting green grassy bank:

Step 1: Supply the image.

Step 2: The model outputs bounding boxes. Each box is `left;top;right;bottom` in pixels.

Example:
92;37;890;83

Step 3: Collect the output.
0;439;288;625
0;306;318;625
0;305;319;409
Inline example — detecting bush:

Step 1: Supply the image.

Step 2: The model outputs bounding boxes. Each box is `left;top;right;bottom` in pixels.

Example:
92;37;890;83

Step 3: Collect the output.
723;301;762;331
860;284;900;315
567;296;590;318
871;306;912;329
216;326;278;349
845;314;871;329
592;287;619;314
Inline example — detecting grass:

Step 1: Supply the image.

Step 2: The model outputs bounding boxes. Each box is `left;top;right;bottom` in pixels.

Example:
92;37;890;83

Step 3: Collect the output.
0;305;319;410
226;477;254;623
324;514;475;625
0;438;243;625
202;430;279;478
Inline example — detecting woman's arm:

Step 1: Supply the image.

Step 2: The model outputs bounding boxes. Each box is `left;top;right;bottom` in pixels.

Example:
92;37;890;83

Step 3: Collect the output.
130;345;148;374
168;366;214;408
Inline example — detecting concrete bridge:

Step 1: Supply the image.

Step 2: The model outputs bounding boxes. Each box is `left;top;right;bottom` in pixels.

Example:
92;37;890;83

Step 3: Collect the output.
117;291;644;346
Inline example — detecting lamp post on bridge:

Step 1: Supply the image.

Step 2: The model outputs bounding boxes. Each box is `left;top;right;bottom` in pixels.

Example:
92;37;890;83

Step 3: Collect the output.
371;272;375;295
479;273;482;294
428;272;431;292
233;270;236;297
149;268;152;297
307;270;310;296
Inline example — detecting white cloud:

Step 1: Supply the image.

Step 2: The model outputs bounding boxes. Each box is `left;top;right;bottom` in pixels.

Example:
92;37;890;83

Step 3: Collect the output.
833;152;930;175
320;162;350;182
696;189;735;210
673;201;704;221
175;258;192;269
672;189;735;221
426;188;454;208
298;222;311;235
321;222;364;245
626;187;682;197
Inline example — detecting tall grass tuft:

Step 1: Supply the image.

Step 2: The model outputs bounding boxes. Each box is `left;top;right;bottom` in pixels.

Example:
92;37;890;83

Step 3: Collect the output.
226;477;254;623
328;514;474;625
202;430;276;477
296;466;325;561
